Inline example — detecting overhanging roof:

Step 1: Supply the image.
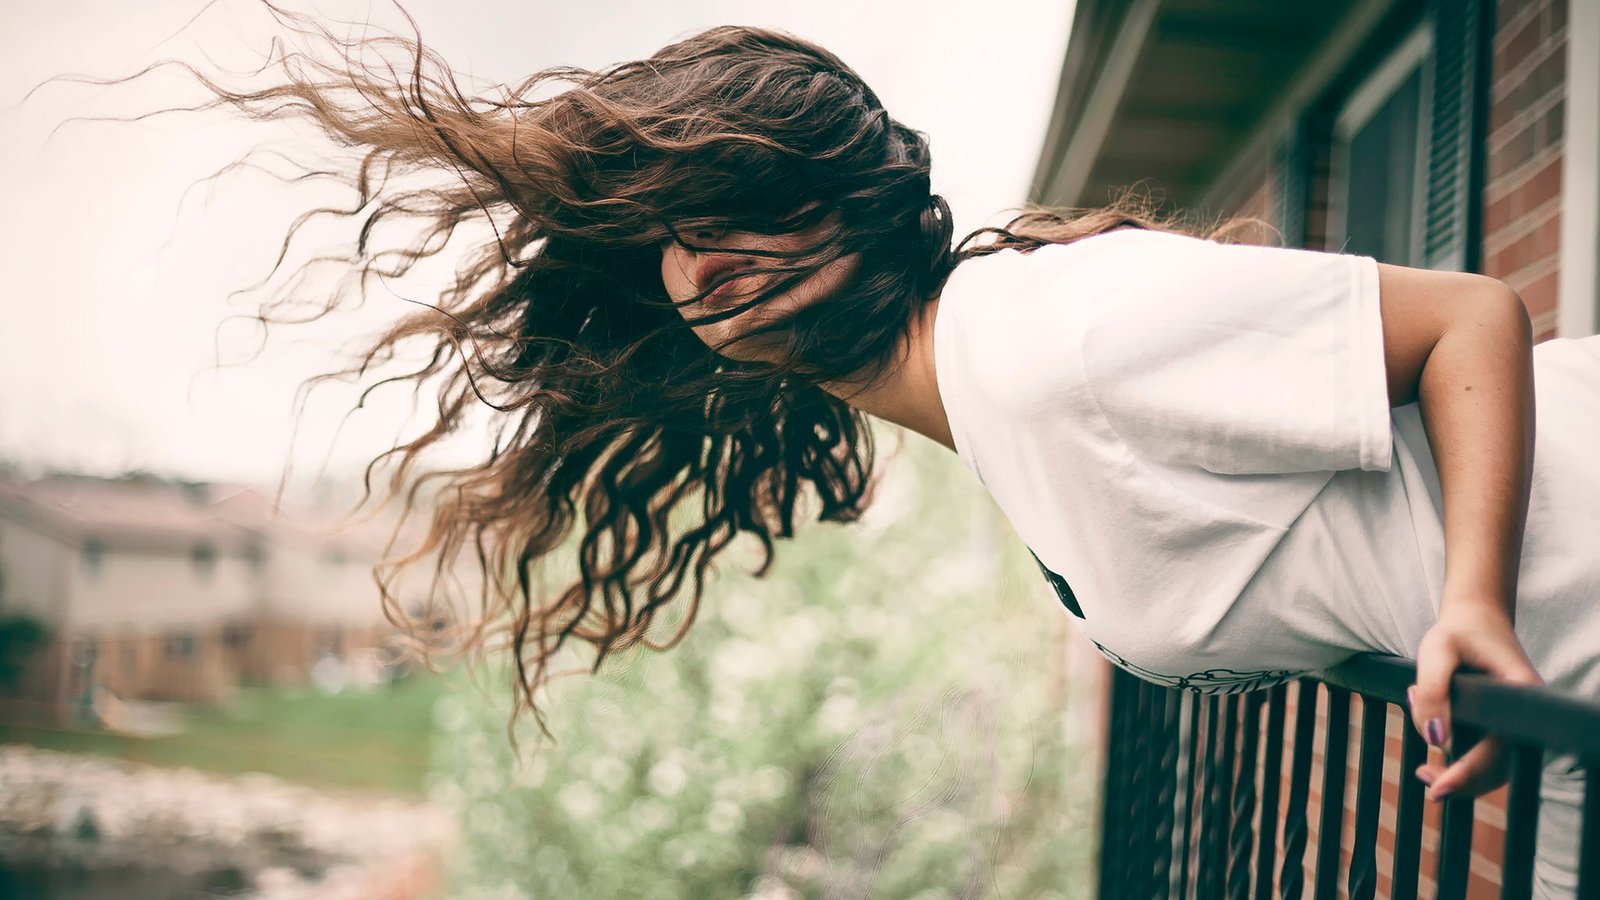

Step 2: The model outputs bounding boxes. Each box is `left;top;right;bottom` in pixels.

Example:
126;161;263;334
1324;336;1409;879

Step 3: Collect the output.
1030;0;1365;215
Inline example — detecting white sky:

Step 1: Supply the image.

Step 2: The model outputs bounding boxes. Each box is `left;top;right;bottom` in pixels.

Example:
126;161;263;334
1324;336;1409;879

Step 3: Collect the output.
0;0;1075;488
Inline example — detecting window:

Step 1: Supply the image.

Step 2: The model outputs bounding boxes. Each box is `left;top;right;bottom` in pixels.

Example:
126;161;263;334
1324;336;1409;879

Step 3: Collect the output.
164;632;198;659
241;540;267;572
81;538;106;580
1328;23;1432;266
191;542;217;581
71;638;98;667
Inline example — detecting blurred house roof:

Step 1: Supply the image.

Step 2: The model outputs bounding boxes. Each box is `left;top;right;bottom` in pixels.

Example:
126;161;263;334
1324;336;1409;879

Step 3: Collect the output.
206;484;406;559
0;474;258;551
0;474;401;557
1030;0;1373;214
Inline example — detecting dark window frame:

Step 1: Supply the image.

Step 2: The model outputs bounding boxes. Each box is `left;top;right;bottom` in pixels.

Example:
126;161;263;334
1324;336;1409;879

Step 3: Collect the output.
1278;0;1490;276
1327;21;1434;267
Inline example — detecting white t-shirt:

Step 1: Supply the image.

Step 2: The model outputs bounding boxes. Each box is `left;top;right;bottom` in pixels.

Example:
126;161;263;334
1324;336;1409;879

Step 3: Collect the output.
932;226;1600;698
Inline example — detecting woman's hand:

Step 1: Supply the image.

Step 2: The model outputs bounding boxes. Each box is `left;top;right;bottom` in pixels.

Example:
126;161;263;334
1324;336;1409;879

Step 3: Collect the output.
1408;599;1544;802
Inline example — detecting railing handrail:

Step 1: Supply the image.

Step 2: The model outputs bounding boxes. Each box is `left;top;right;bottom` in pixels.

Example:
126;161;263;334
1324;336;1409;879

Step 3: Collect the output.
1317;653;1600;758
1097;651;1600;899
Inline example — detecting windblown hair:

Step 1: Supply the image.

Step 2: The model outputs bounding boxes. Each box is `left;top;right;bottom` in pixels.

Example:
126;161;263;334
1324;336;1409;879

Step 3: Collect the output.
72;4;1270;738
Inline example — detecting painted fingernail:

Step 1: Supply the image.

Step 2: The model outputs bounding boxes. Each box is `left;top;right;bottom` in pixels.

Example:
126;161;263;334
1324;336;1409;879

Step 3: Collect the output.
1425;718;1445;747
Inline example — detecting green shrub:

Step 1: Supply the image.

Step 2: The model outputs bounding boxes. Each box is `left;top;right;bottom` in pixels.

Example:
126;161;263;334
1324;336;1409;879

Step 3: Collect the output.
431;426;1098;899
0;615;49;689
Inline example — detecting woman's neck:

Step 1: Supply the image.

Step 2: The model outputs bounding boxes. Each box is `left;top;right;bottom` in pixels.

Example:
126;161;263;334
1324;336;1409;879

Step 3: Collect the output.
816;296;955;453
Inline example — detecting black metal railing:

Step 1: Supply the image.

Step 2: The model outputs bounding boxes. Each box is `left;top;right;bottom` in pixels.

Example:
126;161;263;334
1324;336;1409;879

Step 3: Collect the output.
1097;653;1600;899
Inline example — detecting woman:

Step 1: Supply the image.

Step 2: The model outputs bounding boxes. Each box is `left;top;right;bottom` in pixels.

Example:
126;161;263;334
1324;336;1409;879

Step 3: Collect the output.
121;9;1594;894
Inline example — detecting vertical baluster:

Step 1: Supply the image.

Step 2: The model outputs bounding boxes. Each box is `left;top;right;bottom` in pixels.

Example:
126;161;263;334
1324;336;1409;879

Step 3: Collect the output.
1210;694;1241;899
1390;718;1428;900
1499;742;1544;900
1126;680;1152;896
1313;686;1350;900
1196;695;1223;899
1577;763;1600;900
1178;690;1202;899
1168;690;1194;900
1227;691;1264;900
1435;721;1481;900
1348;694;1388;900
1279;679;1320;900
1099;668;1132;900
1138;682;1166;899
1436;795;1477;899
1152;688;1181;900
1255;683;1288;900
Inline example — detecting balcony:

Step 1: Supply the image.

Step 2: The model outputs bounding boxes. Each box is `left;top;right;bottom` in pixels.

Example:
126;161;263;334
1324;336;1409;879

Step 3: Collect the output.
1097;653;1600;898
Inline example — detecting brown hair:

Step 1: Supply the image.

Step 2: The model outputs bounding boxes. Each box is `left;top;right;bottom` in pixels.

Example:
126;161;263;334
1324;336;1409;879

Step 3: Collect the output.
67;4;1270;738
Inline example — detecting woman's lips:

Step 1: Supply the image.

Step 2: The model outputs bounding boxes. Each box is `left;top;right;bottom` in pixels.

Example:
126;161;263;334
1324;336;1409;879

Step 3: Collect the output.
705;276;752;306
696;256;751;295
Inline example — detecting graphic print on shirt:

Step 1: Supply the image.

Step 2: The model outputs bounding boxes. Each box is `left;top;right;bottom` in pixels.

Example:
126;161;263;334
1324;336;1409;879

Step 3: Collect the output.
1028;548;1085;618
1085;642;1304;696
1027;548;1305;695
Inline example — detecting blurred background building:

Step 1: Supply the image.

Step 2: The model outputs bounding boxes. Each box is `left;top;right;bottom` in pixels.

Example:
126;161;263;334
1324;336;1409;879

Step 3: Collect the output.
0;474;403;721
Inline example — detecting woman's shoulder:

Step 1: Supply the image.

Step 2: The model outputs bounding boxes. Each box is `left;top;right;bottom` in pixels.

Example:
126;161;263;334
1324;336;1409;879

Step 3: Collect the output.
934;227;1179;401
947;226;1209;301
932;225;1227;458
943;227;1157;301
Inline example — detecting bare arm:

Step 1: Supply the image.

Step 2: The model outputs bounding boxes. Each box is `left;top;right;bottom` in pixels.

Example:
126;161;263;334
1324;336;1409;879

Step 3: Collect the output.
1374;262;1536;619
1373;261;1543;801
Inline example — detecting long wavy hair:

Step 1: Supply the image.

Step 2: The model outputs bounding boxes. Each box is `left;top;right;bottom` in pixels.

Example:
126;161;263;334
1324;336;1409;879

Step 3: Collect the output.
72;4;1271;738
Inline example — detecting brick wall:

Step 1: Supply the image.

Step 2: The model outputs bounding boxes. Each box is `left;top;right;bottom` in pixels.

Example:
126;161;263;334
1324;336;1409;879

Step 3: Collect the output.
1484;0;1569;339
1258;5;1573;882
1188;4;1571;895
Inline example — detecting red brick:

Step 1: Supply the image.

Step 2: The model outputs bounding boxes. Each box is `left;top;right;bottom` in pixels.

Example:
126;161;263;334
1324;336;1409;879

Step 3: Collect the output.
1512;268;1561;316
1519;153;1564;209
1492;40;1566;136
1474;808;1507;856
1496;11;1545;76
1471;871;1504;899
1485;155;1563;231
1490;120;1544;180
1486;213;1561;277
1486;201;1512;235
1491;92;1519;135
1497;0;1539;32
1544;96;1565;149
1528;40;1567;96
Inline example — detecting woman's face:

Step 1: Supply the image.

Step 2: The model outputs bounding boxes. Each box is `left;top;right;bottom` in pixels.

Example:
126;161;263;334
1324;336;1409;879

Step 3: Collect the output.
660;205;858;363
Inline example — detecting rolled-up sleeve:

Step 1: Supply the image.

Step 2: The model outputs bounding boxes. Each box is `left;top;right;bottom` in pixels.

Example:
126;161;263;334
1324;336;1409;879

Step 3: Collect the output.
1080;231;1393;477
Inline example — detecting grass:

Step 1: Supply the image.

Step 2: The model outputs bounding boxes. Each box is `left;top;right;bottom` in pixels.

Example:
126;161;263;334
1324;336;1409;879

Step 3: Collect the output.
0;673;449;796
